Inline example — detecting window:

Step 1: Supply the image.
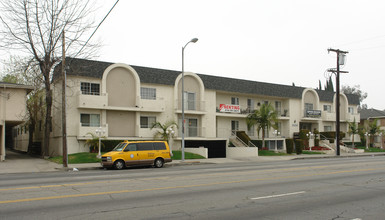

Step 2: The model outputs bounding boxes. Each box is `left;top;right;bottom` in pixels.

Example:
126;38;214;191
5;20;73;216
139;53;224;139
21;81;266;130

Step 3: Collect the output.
184;92;196;110
80;114;100;127
247;99;254;112
247;125;255;136
324;126;332;132
231;97;239;105
324;105;332;113
140;116;156;128
187;118;198;137
154;142;167;150
141;87;156;100
231;120;239;133
275;101;282;115
305;103;313;111
124;144;136;152
137;143;154;151
348;107;354;114
81;82;100;95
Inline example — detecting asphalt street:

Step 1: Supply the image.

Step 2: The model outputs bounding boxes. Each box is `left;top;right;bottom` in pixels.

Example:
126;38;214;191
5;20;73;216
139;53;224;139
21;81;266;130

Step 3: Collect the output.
1;156;384;219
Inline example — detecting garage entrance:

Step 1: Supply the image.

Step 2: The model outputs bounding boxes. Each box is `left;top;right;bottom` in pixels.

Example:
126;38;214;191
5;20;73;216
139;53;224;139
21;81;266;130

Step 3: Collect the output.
185;140;226;158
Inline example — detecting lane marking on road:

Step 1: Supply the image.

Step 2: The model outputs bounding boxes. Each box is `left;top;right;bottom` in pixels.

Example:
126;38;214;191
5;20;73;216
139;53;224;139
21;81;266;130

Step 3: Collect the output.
250;191;306;200
0;167;380;204
0;166;329;192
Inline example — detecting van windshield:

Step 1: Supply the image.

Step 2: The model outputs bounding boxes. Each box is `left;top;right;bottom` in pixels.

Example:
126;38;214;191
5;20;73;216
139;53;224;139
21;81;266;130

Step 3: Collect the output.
112;143;127;151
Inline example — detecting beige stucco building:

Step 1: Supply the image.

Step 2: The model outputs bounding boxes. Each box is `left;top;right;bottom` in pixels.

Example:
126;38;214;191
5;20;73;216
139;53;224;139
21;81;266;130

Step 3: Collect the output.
359;108;385;148
0;82;33;161
14;58;360;158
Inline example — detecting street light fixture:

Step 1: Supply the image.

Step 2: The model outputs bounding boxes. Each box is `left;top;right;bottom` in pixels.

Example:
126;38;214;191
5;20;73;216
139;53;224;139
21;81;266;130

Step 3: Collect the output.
181;38;198;161
364;132;370;150
306;132;314;151
166;127;175;157
273;130;280;153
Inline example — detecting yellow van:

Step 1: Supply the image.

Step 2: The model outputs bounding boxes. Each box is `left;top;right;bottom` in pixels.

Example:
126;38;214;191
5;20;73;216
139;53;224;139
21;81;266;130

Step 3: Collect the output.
101;141;172;169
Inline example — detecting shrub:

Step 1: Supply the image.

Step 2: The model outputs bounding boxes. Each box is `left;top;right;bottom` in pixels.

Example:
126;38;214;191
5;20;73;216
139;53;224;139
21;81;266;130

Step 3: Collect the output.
294;139;304;154
250;140;268;149
285;138;294;154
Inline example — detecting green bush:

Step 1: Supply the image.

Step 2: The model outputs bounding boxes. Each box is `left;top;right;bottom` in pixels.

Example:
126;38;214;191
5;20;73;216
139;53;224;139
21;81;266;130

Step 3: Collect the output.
250;140;269;149
285;138;294;154
294;139;304;154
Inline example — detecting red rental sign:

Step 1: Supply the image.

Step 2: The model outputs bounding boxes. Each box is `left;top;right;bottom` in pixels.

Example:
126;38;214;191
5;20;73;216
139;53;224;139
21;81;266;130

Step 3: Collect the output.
219;104;240;113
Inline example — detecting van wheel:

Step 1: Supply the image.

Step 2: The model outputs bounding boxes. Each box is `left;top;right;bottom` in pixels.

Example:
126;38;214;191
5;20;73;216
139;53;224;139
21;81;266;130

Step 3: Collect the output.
154;158;164;168
114;160;125;170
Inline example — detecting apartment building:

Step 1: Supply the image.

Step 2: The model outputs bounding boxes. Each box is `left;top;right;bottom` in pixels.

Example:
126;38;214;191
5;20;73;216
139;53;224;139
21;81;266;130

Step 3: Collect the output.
16;58;359;158
359;108;385;148
0;82;33;161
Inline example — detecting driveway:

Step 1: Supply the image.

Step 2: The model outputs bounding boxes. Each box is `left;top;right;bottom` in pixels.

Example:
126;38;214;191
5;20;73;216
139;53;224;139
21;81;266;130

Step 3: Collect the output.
0;149;62;174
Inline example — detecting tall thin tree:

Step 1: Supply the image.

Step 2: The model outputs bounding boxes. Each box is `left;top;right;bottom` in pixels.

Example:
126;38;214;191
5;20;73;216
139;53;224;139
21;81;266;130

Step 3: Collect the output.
0;0;98;156
246;103;278;149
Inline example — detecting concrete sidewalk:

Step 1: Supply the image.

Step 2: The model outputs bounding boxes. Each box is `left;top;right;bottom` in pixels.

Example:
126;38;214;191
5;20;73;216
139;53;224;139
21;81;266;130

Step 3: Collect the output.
1;149;385;174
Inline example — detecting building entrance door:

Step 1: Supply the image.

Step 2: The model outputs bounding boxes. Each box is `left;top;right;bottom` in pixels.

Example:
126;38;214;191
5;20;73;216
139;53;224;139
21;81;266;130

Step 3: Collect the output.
300;122;312;131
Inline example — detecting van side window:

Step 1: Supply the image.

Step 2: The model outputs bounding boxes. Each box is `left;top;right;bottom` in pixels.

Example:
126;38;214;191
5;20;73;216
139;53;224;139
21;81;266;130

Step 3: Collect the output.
154;142;166;150
124;144;137;152
137;143;154;151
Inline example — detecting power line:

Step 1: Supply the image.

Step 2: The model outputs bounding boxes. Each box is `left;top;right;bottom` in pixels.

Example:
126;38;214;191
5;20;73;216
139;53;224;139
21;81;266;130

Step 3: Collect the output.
72;0;120;59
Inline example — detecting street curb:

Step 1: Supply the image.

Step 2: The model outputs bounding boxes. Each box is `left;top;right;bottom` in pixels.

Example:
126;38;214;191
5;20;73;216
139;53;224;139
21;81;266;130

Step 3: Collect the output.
292;153;385;160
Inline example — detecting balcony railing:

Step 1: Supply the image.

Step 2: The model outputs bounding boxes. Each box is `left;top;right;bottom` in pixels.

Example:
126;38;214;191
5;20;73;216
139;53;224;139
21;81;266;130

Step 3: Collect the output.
304;109;322;118
176;100;206;112
78;124;109;138
77;92;108;109
140;97;165;112
177;126;206;138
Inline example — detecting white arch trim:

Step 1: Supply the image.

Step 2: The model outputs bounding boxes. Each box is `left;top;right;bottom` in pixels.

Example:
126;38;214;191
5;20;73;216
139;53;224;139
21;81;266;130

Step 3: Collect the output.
174;72;205;101
101;63;141;94
301;88;320;110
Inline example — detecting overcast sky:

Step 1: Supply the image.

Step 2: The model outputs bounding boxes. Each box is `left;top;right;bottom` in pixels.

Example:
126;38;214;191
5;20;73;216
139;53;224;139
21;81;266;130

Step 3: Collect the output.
4;0;384;110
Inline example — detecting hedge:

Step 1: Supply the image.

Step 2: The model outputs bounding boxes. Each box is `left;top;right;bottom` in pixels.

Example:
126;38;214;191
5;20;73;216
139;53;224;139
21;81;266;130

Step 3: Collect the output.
285;138;294;154
294;139;304;154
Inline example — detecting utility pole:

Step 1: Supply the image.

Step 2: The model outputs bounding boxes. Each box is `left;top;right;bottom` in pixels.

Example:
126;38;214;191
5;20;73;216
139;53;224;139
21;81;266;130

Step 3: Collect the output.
61;31;68;167
327;48;349;156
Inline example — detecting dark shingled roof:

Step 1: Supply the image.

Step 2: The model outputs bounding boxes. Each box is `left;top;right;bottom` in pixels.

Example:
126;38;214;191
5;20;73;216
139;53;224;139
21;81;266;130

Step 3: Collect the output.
359;108;385;120
53;58;360;105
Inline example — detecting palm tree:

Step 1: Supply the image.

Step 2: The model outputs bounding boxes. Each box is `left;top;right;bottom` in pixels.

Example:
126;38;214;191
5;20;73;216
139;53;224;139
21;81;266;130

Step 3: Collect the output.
347;118;359;148
367;119;382;147
85;132;105;153
151;121;178;143
246;103;278;149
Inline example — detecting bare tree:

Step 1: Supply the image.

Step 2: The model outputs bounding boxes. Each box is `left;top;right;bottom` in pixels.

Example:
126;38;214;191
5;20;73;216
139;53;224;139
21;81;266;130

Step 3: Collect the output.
0;0;98;156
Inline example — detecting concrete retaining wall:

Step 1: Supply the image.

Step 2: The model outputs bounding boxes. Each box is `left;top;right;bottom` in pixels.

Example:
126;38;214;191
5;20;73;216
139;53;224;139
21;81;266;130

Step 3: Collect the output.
226;147;258;158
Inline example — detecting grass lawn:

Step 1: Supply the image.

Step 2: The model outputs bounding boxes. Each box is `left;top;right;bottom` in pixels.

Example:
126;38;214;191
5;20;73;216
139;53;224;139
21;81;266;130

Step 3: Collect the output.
172;151;206;160
302;151;325;154
48;151;205;164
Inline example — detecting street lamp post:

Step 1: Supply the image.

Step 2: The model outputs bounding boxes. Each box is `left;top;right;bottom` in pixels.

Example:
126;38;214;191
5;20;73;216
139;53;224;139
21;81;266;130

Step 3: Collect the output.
166;127;175;157
181;38;198;161
273;130;280;153
96;127;105;158
365;132;370;150
307;132;314;151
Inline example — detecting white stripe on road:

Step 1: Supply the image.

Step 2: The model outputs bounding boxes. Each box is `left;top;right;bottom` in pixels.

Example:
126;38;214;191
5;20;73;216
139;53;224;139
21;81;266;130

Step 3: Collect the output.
251;191;306;200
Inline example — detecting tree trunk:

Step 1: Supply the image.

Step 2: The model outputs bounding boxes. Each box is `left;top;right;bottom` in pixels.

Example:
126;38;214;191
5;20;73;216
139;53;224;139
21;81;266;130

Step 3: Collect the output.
43;89;52;157
27;123;35;154
261;129;265;149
